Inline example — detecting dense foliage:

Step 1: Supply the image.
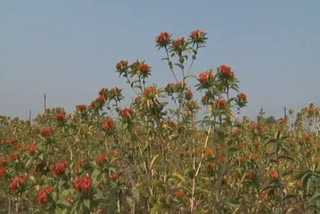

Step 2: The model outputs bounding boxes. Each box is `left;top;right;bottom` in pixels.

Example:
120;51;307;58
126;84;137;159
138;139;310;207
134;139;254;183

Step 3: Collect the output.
1;30;320;213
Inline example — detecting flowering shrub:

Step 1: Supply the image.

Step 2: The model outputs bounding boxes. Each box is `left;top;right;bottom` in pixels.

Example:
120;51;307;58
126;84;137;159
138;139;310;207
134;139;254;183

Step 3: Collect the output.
0;30;320;213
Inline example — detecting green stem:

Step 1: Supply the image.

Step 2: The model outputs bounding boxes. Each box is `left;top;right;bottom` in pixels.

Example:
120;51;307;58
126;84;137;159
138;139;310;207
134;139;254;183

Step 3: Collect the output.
186;44;198;75
126;76;139;96
164;46;178;83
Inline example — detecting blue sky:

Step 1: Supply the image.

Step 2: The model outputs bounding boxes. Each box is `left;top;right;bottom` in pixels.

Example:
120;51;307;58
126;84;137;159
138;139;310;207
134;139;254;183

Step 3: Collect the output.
1;1;319;119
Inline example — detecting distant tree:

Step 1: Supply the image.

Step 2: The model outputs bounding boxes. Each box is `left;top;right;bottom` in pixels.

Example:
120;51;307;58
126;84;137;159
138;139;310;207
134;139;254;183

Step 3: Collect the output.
265;116;277;124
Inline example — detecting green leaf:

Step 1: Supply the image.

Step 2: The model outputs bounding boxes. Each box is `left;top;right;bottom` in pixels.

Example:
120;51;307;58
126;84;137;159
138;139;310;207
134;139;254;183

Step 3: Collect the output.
282;194;298;202
262;183;281;192
83;199;90;210
224;198;240;208
312;172;320;178
295;170;312;180
32;209;43;214
184;74;197;80
277;155;294;161
262;139;276;147
150;203;165;214
38;153;44;161
309;192;320;202
56;200;71;210
195;188;210;196
25;158;34;169
150;181;166;192
302;172;312;197
174;63;184;70
91;168;100;182
94;192;106;201
132;188;140;202
168;172;188;185
70;200;80;214
228;147;240;154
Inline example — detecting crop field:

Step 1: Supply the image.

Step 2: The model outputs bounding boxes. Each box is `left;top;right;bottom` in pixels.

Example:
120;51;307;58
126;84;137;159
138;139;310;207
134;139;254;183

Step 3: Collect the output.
1;31;320;213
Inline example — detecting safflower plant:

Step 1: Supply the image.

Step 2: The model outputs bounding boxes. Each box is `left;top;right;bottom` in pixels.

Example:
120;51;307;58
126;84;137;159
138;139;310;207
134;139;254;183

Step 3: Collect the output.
0;30;320;213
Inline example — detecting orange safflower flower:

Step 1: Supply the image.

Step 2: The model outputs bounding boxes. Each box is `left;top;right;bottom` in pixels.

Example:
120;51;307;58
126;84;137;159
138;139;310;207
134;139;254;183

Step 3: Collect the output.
199;70;214;84
156;32;171;47
270;170;279;181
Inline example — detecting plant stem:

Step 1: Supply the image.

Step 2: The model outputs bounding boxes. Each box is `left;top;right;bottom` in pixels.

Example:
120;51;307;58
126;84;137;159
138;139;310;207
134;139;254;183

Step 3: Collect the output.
191;125;212;213
126;76;139;96
186;44;198;75
164;46;178;83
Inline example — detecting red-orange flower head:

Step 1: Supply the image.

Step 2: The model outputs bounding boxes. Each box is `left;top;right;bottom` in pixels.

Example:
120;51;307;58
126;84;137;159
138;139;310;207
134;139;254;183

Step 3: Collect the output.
219;156;226;163
305;135;311;143
176;190;184;198
201;95;209;105
207;162;216;169
90;100;98;109
116;60;128;72
9;175;26;191
98;95;106;103
296;180;302;188
139;62;151;76
238;92;247;102
172;37;187;52
56;112;66;121
176;82;186;91
103;118;115;131
0;166;7;177
214;99;227;109
206;148;213;157
237;92;248;108
219;65;234;79
232;129;242;137
173;37;186;47
185;89;193;100
37;190;48;205
10;138;18;144
52;161;68;177
156;32;172;47
96;153;108;165
73;176;93;193
14;144;24;153
248;153;259;162
144;86;156;97
237;156;245;163
76;104;87;112
245;171;257;181
190;29;207;43
67;196;74;205
120;108;134;118
0;157;7;165
41;127;53;137
99;88;107;96
110;87;122;94
165;83;174;93
37;186;54;205
199;70;214;84
109;87;123;101
113;151;120;158
111;173;121;181
28;143;37;155
270;170;279;181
